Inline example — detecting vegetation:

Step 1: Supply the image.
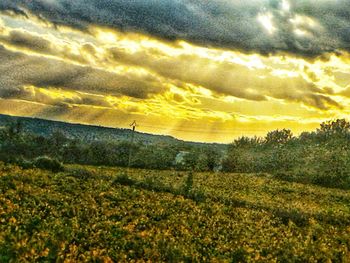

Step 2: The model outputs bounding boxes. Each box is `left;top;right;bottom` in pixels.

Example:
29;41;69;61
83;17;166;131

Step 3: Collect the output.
1;117;350;190
0;118;223;173
1;164;350;261
0;114;181;145
223;119;350;189
1;117;350;261
32;156;65;173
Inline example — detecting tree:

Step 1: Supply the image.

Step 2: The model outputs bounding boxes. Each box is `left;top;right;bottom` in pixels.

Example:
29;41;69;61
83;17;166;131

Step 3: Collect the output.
232;136;262;149
5;120;24;139
318;119;350;137
265;129;293;145
200;147;221;172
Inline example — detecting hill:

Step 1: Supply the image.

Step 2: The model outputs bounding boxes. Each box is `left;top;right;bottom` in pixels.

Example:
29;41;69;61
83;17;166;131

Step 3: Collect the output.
0;114;215;147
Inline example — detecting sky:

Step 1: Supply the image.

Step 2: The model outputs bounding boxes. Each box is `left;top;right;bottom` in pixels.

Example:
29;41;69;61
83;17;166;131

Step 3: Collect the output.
0;1;350;143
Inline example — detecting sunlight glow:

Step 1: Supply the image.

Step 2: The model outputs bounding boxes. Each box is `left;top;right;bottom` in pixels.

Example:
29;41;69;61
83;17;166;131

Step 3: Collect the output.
0;11;350;142
294;29;311;37
281;0;290;12
258;13;276;35
290;15;318;28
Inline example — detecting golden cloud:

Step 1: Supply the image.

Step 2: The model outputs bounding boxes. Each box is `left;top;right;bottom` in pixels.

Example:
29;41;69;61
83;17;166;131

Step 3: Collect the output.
0;12;350;142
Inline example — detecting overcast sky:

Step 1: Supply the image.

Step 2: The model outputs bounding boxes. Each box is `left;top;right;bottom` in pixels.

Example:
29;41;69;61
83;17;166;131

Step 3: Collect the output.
0;0;350;142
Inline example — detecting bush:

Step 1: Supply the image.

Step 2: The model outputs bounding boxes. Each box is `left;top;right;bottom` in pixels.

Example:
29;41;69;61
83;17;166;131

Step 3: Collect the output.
181;172;194;195
273;208;309;227
310;147;350;189
33;156;64;173
187;188;206;203
67;167;94;180
18;159;34;170
113;173;136;186
136;176;174;193
179;172;206;202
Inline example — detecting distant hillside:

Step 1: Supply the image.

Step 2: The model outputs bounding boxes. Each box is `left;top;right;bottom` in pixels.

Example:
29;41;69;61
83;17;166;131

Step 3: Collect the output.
0;114;220;147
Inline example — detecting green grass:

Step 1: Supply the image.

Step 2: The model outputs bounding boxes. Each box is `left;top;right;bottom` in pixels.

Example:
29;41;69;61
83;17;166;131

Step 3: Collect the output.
0;163;350;262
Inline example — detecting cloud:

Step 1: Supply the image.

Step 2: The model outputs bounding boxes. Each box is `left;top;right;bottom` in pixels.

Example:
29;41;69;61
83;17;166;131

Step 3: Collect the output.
107;46;341;110
2;85;114;109
1;0;350;57
0;4;348;141
0;45;167;102
0;29;53;53
0;16;344;111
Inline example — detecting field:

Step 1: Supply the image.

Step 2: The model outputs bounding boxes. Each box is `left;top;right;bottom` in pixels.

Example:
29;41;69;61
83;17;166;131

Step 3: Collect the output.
1;163;350;262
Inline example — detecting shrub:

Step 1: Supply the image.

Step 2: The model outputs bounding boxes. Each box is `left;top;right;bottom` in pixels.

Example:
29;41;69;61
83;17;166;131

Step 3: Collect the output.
187;188;206;203
136;176;174;193
273;169;313;185
273;208;309;227
67;167;94;180
179;172;206;202
181;171;194;195
231;248;248;262
310;147;350;189
18;159;34;170
33;156;64;173
113;173;136;186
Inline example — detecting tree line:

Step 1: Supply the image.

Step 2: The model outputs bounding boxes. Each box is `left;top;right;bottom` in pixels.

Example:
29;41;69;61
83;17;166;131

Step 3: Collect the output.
223;119;350;189
0;121;222;172
1;119;350;189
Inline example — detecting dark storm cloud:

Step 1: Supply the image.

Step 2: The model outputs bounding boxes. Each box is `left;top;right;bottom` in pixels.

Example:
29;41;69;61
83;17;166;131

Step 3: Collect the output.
0;30;53;53
0;28;95;64
0;45;166;102
1;0;350;57
0;1;27;17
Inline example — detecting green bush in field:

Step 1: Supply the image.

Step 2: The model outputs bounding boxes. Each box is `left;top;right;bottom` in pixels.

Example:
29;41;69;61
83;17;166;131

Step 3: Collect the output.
67;167;95;180
113;172;136;186
33;156;64;173
182;171;194;195
17;159;34;170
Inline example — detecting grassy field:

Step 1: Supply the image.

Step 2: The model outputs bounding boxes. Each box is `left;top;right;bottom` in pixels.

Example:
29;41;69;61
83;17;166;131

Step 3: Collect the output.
1;163;350;262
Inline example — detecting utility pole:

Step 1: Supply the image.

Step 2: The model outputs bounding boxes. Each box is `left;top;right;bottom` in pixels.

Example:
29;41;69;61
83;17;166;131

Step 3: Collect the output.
127;121;137;171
